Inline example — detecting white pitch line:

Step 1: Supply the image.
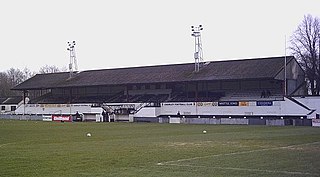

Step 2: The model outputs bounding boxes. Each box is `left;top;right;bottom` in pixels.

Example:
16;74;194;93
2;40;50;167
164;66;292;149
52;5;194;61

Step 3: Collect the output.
0;142;14;148
158;163;319;176
0;140;35;148
157;141;320;165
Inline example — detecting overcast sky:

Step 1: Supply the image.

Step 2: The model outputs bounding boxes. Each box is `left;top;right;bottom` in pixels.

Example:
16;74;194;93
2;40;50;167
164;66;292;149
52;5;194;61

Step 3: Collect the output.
0;0;320;72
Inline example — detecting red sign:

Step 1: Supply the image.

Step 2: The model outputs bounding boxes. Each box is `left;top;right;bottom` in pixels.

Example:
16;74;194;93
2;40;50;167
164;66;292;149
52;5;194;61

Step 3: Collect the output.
52;115;72;122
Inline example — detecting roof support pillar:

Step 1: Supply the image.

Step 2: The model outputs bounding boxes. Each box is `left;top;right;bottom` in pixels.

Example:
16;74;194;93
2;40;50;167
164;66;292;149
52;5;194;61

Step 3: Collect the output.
23;90;27;105
196;82;199;102
126;85;129;103
23;90;27;115
205;81;208;99
69;88;72;104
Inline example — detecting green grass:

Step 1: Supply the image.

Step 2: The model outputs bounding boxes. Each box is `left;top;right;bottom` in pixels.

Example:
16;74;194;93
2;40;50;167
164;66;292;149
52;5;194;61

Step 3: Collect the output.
0;120;320;177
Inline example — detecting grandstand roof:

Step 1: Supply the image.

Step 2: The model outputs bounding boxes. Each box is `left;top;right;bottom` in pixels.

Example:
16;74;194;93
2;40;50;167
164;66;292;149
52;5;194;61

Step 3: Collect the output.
0;96;23;105
0;98;7;103
13;56;294;90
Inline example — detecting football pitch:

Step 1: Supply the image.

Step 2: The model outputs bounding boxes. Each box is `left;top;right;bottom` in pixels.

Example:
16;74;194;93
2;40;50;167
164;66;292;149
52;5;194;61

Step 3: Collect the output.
0;120;320;177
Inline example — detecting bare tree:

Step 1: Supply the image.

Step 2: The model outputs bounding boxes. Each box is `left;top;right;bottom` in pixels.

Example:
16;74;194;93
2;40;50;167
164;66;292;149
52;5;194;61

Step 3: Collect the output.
0;65;64;97
22;67;36;81
290;14;320;95
0;67;36;97
60;66;68;72
0;72;10;96
39;65;60;74
6;68;25;89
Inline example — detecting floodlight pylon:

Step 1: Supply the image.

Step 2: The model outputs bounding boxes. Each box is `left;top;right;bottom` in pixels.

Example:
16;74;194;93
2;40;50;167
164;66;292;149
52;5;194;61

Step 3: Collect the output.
67;41;77;78
191;25;204;72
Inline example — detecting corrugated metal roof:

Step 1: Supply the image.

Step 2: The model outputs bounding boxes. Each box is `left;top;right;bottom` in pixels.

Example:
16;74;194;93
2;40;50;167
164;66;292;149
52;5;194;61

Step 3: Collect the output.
13;72;72;90
0;98;7;103
0;96;23;105
13;56;293;90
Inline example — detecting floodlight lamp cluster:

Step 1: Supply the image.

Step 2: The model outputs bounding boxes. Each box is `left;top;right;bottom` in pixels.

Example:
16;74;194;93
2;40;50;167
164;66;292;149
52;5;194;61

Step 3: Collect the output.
67;41;76;51
67;40;78;76
191;25;203;37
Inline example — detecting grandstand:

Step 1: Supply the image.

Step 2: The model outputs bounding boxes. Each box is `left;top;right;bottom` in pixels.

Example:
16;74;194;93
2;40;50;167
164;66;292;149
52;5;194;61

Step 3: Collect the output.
11;56;319;125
